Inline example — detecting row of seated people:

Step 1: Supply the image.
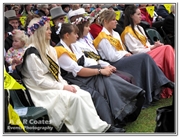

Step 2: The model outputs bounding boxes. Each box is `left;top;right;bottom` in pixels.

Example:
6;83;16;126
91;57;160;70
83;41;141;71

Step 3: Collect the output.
4;16;141;133
88;6;175;99
113;4;175;48
4;4;175;50
4;5;174;133
4;15;143;133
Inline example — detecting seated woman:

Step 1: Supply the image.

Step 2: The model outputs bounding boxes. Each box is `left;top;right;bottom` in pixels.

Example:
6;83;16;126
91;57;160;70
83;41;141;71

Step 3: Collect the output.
73;16;135;84
93;10;174;107
19;16;120;133
121;5;175;98
54;22;145;128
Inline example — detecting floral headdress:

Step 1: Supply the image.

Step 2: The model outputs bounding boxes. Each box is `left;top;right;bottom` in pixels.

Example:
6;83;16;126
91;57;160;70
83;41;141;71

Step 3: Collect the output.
27;16;50;36
90;8;108;23
71;16;90;25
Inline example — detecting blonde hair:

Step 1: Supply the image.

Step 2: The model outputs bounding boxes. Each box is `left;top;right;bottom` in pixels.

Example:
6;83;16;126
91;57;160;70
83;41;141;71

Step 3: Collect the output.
12;29;28;46
27;17;54;67
99;10;116;26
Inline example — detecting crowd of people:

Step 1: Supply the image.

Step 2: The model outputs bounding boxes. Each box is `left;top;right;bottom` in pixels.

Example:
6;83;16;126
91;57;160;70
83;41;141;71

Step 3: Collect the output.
4;4;175;133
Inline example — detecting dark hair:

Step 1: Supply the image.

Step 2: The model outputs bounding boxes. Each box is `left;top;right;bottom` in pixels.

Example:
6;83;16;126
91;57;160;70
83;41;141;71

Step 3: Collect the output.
124;5;138;27
124;5;142;41
76;19;90;39
59;23;78;39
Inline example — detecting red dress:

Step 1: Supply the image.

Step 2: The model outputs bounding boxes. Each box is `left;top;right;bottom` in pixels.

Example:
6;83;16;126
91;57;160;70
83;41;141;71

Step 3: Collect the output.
147;45;175;98
90;23;102;39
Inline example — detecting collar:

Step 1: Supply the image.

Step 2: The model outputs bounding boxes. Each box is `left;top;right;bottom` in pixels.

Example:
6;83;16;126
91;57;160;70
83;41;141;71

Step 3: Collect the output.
60;39;73;52
102;27;115;36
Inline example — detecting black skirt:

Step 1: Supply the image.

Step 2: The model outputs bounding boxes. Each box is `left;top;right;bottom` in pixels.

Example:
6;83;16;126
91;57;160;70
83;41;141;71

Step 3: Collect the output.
108;53;171;106
63;65;144;123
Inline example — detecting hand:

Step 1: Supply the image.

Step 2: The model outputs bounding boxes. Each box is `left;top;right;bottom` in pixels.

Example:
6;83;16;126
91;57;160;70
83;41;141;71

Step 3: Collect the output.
104;65;116;72
124;53;132;57
11;64;16;70
101;67;113;76
12;57;22;65
152;41;164;49
63;85;77;93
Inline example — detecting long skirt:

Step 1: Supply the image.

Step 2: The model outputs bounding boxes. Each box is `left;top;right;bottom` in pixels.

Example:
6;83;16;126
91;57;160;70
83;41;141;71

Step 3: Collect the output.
108;53;171;106
63;67;144;124
147;45;175;98
23;80;110;133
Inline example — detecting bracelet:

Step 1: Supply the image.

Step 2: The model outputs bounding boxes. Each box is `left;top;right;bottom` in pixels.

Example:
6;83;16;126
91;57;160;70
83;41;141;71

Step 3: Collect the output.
98;68;101;75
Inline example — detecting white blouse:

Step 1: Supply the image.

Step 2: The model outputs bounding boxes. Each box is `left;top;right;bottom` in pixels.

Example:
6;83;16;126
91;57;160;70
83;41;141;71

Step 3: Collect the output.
57;40;83;77
22;44;68;90
97;27;128;62
72;36;110;67
57;39;103;77
124;25;153;54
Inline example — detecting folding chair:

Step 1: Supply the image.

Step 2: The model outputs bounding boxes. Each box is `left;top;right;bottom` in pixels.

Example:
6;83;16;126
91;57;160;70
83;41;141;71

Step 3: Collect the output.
9;89;49;132
145;28;164;45
160;26;172;45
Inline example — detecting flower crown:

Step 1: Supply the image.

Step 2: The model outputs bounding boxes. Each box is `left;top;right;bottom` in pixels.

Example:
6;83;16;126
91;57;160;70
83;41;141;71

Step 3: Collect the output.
71;16;90;25
27;16;50;36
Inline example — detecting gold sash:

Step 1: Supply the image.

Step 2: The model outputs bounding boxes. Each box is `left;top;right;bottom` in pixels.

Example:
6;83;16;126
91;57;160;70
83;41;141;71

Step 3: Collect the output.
121;26;148;48
83;51;101;61
47;54;59;81
93;32;125;51
55;46;77;62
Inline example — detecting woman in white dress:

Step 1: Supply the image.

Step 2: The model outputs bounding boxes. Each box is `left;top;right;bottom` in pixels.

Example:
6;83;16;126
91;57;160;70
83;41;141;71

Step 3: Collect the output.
18;16;115;133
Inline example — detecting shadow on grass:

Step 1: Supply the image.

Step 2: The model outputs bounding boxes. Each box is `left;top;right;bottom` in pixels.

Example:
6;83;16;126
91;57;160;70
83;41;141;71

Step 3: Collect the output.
125;97;173;133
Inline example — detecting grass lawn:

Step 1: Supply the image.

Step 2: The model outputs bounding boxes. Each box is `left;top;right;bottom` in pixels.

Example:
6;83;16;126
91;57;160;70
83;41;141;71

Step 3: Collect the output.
125;97;173;133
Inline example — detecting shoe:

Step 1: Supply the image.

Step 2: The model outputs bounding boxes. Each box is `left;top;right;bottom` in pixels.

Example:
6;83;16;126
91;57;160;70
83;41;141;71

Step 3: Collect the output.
137;90;145;98
164;82;175;89
106;126;126;132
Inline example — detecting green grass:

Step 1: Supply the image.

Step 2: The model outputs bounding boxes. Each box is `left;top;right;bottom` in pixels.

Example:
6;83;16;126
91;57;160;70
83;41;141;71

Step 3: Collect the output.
125;97;173;133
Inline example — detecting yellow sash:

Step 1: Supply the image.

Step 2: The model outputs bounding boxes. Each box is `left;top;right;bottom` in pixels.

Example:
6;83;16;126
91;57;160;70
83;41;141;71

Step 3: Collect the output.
121;26;148;47
55;46;77;62
93;32;125;51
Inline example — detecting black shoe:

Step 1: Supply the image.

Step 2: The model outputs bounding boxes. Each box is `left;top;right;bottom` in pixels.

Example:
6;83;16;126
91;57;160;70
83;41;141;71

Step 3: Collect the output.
137;90;145;98
106;126;126;132
164;82;175;89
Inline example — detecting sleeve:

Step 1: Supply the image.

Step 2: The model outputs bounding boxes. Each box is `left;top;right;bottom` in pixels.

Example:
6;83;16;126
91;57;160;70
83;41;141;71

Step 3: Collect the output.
98;39;128;62
124;33;151;54
98;60;110;68
24;54;66;90
57;53;83;77
8;66;13;73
